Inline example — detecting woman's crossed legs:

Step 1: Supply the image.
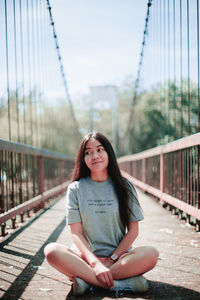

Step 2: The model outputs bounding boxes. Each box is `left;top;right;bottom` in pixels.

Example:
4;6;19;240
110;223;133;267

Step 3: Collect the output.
44;242;159;289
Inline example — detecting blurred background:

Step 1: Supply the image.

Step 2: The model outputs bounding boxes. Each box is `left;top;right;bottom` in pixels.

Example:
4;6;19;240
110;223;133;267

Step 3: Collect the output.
0;0;199;157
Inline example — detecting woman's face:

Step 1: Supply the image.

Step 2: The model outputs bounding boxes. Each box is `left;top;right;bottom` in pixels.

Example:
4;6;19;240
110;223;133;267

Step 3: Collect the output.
84;138;109;176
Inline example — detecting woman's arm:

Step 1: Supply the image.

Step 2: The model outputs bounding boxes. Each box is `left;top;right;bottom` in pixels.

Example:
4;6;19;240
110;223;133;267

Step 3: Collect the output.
110;221;139;259
70;222;98;266
70;222;114;287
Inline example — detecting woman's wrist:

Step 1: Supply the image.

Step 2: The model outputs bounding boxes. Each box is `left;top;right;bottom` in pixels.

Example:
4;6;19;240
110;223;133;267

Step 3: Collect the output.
110;253;119;262
90;259;101;268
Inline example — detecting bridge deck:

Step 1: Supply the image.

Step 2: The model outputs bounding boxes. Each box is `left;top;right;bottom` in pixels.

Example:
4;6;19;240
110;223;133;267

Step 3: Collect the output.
0;189;200;300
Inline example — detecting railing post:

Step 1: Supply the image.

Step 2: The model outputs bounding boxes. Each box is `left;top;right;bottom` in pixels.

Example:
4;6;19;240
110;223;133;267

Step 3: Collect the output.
129;161;132;176
160;153;165;193
142;158;146;183
38;156;44;194
38;156;44;209
58;160;63;184
197;145;200;210
160;153;166;207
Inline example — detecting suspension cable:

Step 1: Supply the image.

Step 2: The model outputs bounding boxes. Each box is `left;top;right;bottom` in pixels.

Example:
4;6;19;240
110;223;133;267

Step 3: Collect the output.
31;0;38;147
4;0;11;140
197;0;200;132
180;0;183;137
13;0;20;142
168;0;170;140
173;0;177;139
126;0;153;138
187;0;191;135
26;0;33;145
19;0;26;143
46;0;82;137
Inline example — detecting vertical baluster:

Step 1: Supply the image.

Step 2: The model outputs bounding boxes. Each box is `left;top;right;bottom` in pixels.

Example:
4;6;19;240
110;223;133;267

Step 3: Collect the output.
19;153;24;223
25;155;30;217
196;145;200;231
197;0;200;133
0;150;6;236
38;155;44;208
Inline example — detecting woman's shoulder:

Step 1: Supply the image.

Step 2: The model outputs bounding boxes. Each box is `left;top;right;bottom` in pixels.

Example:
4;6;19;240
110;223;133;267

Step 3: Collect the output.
122;176;134;189
68;180;79;192
68;177;89;190
122;177;138;198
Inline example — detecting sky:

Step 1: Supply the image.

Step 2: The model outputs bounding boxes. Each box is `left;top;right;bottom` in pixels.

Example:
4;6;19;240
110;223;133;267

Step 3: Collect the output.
1;0;199;107
0;0;150;108
50;0;148;99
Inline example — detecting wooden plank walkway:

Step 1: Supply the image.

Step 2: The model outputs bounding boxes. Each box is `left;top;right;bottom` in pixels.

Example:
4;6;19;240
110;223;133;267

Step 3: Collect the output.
0;189;200;300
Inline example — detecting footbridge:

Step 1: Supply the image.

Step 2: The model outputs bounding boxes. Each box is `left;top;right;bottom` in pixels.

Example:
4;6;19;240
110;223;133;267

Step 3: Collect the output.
0;1;200;299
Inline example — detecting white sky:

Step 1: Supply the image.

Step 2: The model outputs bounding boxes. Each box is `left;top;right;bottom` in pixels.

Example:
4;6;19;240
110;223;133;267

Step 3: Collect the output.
51;0;148;98
1;0;198;107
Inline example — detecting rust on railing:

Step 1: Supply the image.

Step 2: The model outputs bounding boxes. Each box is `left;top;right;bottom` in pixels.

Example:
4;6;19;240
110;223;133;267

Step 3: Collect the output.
118;133;200;231
0;139;74;236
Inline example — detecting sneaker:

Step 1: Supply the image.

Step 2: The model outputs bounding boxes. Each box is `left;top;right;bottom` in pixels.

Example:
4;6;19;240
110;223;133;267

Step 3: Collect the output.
113;275;149;295
72;277;91;295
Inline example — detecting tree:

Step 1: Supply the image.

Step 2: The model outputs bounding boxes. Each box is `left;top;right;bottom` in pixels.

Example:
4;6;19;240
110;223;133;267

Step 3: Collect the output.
117;78;199;155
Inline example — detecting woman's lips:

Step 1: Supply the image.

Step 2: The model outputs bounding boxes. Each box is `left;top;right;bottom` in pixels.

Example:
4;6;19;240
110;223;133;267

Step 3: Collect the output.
92;161;103;165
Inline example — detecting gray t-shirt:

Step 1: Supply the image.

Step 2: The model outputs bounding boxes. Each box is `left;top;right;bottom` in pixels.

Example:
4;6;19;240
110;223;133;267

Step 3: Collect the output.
66;177;144;257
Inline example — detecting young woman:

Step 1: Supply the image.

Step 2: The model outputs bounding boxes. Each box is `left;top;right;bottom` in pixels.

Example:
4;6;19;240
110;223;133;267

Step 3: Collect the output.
44;132;159;295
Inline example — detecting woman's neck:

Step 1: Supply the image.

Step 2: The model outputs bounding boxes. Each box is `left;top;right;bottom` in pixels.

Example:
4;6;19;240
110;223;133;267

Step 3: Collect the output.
90;171;109;182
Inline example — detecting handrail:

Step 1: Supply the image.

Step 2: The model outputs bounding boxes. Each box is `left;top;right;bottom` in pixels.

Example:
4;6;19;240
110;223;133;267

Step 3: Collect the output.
118;133;200;231
0;139;74;236
0;138;73;160
0;181;69;225
118;133;200;162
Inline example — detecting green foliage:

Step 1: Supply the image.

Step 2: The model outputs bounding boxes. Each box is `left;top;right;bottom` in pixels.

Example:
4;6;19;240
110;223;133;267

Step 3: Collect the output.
118;78;199;155
0;93;81;156
1;77;199;157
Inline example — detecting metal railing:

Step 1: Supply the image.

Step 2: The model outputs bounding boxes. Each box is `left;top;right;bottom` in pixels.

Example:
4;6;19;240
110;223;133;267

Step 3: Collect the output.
118;133;200;231
0;139;74;236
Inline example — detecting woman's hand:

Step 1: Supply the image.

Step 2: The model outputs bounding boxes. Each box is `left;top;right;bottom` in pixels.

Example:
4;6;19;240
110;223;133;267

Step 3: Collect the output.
91;260;114;287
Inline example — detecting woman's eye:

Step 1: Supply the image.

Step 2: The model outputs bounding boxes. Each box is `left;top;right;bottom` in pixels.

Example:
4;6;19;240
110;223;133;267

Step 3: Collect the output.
85;151;91;156
98;148;104;152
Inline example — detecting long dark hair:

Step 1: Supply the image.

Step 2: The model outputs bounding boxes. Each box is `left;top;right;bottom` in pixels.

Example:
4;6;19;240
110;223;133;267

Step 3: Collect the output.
71;132;135;228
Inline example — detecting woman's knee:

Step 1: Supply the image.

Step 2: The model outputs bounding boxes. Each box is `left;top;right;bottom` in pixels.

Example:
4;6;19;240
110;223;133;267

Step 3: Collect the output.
44;242;64;262
145;246;159;267
149;246;159;259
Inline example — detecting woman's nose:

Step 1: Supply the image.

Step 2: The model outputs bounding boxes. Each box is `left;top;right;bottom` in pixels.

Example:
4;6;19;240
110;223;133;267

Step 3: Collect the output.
92;151;100;159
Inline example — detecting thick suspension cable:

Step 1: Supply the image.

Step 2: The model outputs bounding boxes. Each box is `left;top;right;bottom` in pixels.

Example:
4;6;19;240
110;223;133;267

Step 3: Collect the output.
46;0;82;137
126;0;153;138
